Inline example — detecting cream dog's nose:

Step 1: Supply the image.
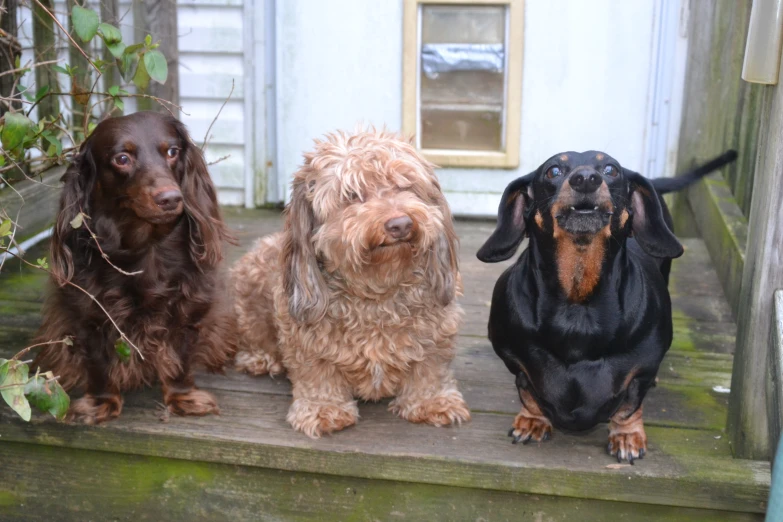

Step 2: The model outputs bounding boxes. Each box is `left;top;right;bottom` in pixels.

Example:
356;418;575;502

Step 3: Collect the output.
384;215;413;239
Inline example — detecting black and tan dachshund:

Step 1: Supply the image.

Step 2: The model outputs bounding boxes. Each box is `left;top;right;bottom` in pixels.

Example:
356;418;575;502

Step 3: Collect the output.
477;150;736;463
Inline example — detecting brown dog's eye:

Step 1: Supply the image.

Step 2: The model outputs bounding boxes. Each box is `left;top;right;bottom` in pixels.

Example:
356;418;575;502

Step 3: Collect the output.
167;147;179;159
112;153;131;167
545;166;562;179
603;165;619;177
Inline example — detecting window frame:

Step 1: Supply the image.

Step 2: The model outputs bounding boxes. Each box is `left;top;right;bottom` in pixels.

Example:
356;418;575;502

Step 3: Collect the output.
402;0;524;168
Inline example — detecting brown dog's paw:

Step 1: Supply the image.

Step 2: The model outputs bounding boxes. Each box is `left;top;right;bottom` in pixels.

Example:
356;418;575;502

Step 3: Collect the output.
235;351;284;377
391;390;471;427
287;398;358;438
165;388;220;417
508;408;552;445
67;393;123;425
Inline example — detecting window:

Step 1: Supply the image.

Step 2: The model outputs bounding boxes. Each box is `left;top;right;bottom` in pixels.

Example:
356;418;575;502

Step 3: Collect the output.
403;0;523;168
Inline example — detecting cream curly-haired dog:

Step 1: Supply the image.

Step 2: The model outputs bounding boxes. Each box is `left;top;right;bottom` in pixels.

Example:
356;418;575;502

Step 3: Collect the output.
231;129;470;438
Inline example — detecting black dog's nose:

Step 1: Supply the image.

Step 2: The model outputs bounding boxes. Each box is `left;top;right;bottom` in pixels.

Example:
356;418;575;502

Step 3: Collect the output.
568;171;602;193
384;215;413;239
153;189;183;211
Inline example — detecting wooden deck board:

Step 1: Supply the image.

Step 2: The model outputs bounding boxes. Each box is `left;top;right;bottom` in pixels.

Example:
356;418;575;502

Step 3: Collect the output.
0;208;770;517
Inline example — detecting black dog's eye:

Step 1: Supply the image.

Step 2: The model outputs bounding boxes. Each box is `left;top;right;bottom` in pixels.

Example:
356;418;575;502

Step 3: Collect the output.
167;147;179;159
112;153;131;167
603;165;619;177
545;166;562;179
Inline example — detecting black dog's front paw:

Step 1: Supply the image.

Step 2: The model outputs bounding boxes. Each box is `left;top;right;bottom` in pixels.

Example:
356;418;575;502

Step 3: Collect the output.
508;407;552;444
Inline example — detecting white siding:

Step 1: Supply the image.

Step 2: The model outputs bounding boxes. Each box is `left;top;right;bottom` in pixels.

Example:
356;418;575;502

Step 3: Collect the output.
14;0;250;206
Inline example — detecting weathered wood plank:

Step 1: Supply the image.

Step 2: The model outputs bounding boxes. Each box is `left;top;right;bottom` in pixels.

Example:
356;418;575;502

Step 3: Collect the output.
0;441;763;522
675;0;761;318
728;76;783;458
0;166;63;242
0;390;770;514
134;0;179;113
769;290;783;453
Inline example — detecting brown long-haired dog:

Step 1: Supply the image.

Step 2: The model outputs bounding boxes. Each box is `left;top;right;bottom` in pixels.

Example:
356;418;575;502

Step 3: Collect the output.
231;129;470;438
33;111;236;425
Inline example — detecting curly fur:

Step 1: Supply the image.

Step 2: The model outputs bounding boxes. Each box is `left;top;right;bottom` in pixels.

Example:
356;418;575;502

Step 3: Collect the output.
231;128;470;438
33;111;236;424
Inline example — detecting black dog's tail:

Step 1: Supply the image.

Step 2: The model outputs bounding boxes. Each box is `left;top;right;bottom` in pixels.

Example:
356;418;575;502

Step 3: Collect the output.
651;150;738;195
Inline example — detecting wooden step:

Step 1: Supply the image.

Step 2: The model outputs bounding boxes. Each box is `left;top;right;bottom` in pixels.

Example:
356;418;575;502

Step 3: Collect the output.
0;209;770;520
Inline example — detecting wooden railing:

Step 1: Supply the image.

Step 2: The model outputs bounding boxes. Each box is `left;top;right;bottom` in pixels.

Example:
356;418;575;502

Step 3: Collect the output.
677;1;783;460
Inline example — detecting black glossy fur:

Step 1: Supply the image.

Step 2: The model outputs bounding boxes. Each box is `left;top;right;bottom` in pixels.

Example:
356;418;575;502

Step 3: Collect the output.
477;150;736;459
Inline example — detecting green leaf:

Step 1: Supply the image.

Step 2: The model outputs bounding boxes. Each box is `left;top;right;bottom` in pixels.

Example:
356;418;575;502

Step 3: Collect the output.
143;50;168;84
108;85;120;96
144;34;152;47
51;65;69;76
0;219;11;237
44;134;63;156
71;6;99;42
36;257;49;270
0;360;31;421
113;98;124;112
1;112;34;152
25;371;70;421
0;359;8;384
0;155;5;167
69;212;84;229
132;57;150;91
98;22;122;44
115;338;131;363
34;85;50;102
107;41;126;59
123;43;145;56
87;121;97;136
119;53;138;83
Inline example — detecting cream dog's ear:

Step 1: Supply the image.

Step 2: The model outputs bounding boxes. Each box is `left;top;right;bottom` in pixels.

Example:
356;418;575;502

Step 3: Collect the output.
282;175;328;323
426;193;460;306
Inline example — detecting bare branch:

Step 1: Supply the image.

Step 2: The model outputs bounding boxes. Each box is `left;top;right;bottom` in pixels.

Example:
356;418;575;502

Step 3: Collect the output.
207;154;231;166
0;59;60;78
5;250;145;360
202;78;234;151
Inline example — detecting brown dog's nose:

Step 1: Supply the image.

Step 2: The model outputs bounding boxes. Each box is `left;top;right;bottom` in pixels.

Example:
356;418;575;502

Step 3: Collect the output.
568;171;602;193
153;189;183;211
384;215;413;239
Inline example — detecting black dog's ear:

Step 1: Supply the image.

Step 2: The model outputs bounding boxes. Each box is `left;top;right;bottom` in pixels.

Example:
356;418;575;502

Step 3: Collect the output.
477;172;535;263
50;144;96;285
626;171;684;259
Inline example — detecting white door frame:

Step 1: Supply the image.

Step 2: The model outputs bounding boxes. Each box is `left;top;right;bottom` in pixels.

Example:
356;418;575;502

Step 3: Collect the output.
642;0;689;179
243;0;280;208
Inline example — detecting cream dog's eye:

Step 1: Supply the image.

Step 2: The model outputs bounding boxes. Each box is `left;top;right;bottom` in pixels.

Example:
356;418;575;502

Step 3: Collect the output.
348;191;361;201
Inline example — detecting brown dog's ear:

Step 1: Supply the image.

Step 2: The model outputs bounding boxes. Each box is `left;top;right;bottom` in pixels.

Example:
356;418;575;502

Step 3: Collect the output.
427;194;460;306
50;146;96;285
174;121;231;269
477;172;535;263
282;176;328;323
626;171;684;259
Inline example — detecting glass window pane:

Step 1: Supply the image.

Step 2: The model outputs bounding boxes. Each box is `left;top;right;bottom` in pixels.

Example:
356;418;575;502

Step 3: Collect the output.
419;4;507;152
422;6;505;44
421;108;502;151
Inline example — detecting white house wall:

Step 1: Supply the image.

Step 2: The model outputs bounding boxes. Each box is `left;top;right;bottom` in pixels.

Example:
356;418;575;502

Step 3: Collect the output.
275;0;664;217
